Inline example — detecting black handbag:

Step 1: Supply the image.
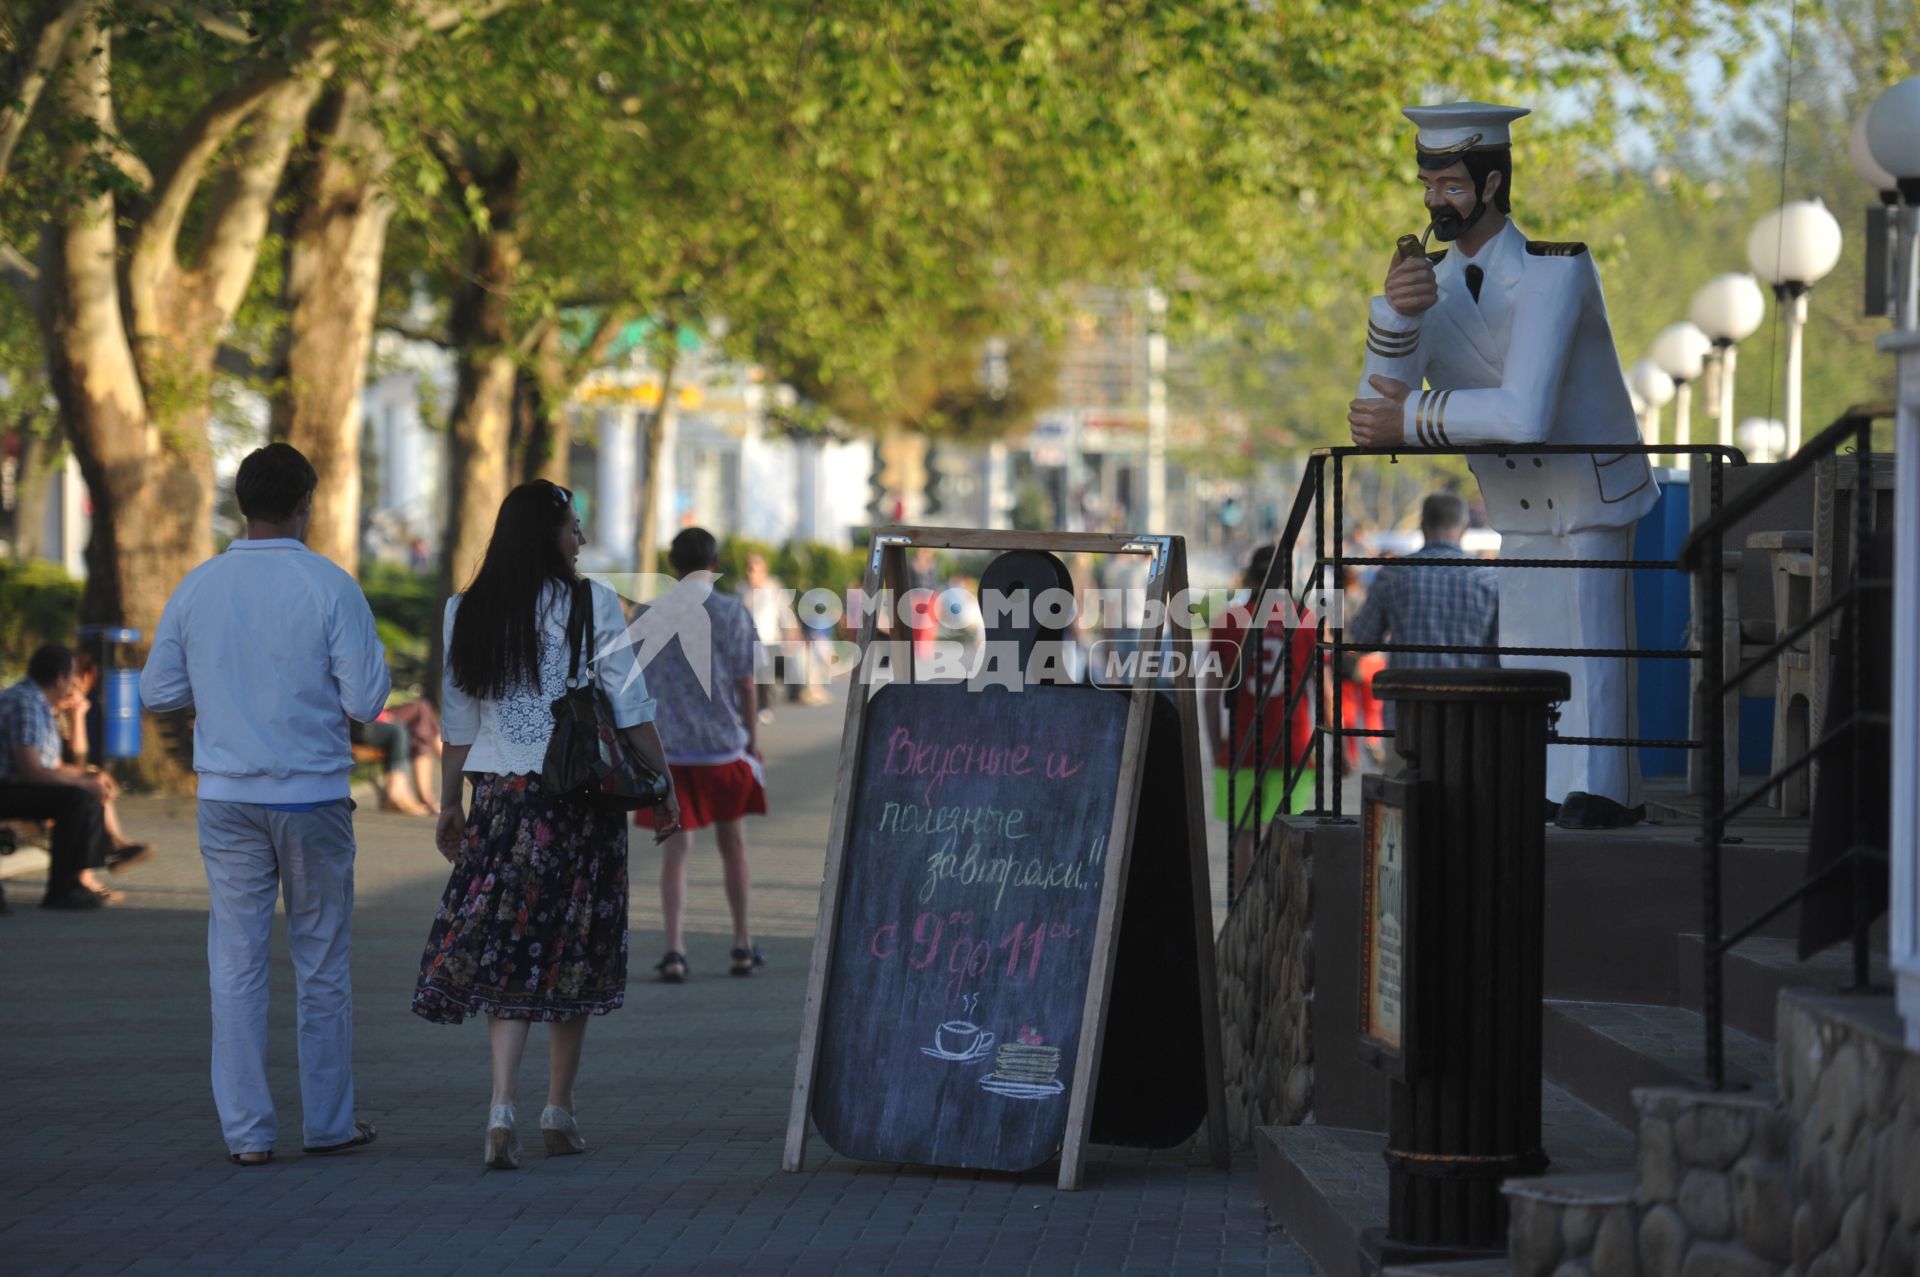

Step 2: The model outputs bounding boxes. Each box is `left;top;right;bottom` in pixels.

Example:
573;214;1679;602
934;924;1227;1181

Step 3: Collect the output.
542;578;671;811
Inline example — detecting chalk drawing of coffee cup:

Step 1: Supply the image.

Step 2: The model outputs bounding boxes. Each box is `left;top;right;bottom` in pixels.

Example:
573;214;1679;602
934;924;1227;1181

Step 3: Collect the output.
921;1019;996;1063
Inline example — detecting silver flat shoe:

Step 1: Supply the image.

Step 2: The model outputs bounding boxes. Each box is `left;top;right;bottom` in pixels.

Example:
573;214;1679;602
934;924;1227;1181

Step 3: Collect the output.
540;1105;586;1156
485;1103;520;1170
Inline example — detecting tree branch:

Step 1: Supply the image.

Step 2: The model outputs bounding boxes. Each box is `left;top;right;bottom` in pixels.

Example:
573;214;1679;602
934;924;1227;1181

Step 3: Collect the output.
417;0;520;35
129;0;259;45
0;0;88;194
126;60;305;328
190;74;324;324
378;320;453;349
564;304;635;384
0;240;39;302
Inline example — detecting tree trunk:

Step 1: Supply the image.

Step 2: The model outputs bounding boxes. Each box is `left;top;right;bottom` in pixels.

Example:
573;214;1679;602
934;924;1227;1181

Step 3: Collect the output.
439;155;524;598
35;26;202;639
270;82;394;575
514;322;572;488
633;350;678;592
39;20;318;784
9;426;56;562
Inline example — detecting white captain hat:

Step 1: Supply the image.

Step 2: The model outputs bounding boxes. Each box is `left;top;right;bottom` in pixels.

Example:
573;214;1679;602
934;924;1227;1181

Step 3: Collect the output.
1405;101;1531;159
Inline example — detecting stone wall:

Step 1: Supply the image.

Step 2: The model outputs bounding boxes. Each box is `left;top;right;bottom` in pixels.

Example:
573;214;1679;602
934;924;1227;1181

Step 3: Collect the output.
1503;991;1920;1277
1632;1088;1795;1276
1776;991;1920;1276
1216;818;1313;1146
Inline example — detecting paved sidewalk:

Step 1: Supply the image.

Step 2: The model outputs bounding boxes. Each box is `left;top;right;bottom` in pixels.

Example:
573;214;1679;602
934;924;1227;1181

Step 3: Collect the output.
0;691;1306;1276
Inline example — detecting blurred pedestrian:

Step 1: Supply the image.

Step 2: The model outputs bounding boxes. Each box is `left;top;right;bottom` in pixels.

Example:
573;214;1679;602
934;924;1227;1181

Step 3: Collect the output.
0;644;134;909
635;528;768;984
415;479;676;1170
1344;493;1500;693
1203;546;1317;894
739;552;800;716
141;443;389;1165
51;650;155;873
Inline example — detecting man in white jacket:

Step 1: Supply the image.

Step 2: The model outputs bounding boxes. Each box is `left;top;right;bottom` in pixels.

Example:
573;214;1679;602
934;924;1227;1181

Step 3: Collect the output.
141;444;390;1164
1348;101;1659;828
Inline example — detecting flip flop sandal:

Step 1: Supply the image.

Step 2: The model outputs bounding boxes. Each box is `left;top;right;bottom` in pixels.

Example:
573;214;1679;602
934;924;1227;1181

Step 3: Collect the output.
729;946;767;977
303;1120;377;1155
655;951;688;983
228;1150;273;1167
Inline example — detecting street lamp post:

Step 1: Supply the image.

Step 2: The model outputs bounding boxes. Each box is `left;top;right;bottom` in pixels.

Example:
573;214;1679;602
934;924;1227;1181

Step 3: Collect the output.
1628;357;1676;464
1144;285;1169;532
1748;201;1844;456
1690;274;1768;449
1651;321;1713;451
1862;76;1920;1049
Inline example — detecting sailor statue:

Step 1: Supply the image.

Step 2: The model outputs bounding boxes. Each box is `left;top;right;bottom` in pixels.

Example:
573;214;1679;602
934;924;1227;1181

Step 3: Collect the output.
1348;101;1659;828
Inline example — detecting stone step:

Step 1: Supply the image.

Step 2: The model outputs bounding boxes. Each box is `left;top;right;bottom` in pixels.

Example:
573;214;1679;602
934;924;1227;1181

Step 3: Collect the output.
1673;932;1892;1041
1502;1171;1638;1277
1542;1000;1775;1130
1256;1081;1633;1277
1381;1260;1512;1276
1541;829;1806;1006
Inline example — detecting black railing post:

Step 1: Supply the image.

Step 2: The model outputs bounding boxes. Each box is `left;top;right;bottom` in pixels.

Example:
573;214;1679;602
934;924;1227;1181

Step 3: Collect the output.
1314;460;1329;818
1332;454;1347;820
1703;453;1727;1090
1849;420;1873;991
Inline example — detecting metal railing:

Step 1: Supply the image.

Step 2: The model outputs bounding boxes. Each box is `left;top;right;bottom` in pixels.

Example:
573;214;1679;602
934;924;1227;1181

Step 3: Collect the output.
1676;406;1892;1088
1225;441;1741;865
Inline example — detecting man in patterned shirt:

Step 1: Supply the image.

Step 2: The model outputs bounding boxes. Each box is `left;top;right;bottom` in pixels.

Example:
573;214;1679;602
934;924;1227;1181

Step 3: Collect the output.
631;528;767;983
1345;493;1499;680
0;644;123;909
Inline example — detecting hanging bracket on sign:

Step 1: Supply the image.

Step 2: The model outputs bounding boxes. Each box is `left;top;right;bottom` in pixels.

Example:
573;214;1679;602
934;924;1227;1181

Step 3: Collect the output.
1119;536;1172;583
869;532;914;574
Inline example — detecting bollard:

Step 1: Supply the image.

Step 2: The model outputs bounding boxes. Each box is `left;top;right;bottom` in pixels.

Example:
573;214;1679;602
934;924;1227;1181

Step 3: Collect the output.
1368;666;1569;1257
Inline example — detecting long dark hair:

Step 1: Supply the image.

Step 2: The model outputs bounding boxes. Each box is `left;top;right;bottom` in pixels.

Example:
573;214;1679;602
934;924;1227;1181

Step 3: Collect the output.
447;480;577;699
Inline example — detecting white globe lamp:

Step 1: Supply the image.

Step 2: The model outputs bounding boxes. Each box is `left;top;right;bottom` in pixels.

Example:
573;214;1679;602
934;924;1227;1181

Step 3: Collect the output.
1735;418;1787;464
1690;274;1767;447
1748;201;1843;455
1650;321;1713;450
1849;111;1897;199
1865;77;1920;332
1627;358;1674;460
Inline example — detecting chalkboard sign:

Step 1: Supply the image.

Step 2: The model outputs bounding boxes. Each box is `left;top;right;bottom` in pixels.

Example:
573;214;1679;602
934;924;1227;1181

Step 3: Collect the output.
785;528;1227;1188
811;680;1128;1171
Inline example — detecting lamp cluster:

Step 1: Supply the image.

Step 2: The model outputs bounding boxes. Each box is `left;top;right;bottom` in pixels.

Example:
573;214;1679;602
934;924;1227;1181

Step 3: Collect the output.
1633;76;1920;465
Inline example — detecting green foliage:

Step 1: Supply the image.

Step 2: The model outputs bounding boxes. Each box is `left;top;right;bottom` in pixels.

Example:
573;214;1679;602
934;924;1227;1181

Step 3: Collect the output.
361;561;437;691
0;557;82;676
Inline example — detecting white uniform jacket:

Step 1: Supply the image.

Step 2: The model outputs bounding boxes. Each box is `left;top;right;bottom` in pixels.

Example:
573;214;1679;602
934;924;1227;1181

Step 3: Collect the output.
1355;221;1658;534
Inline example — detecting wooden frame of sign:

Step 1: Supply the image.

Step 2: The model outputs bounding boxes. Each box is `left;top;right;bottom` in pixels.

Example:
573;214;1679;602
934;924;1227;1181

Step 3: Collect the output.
781;526;1228;1190
1358;773;1416;1078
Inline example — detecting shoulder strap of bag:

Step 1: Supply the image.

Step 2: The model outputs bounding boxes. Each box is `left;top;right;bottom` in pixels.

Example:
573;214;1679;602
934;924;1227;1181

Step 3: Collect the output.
564;577;594;687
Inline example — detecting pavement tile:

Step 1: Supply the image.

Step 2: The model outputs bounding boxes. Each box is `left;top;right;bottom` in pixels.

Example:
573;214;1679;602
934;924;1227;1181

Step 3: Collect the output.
0;695;1308;1275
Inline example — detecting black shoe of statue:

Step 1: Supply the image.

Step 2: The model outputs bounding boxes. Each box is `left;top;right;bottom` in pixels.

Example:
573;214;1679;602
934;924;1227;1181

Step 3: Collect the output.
1555;792;1644;830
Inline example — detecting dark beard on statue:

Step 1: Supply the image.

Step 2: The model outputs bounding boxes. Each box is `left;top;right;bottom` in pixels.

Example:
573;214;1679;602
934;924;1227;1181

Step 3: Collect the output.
1429;199;1487;243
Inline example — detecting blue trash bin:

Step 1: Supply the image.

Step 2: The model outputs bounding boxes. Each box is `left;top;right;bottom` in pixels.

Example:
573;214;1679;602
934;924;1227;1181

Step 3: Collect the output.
76;625;143;760
1633;470;1774;780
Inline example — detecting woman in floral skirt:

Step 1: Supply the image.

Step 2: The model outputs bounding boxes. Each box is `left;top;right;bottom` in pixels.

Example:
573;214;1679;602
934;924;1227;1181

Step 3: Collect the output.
414;480;679;1169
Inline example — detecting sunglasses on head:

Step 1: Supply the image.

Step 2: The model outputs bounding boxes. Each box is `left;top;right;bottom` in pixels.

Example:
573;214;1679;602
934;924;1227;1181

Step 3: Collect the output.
544;481;574;509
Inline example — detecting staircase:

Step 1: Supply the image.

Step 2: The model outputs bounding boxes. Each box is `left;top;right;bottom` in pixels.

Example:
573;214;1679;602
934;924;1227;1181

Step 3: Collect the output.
1251;791;1889;1277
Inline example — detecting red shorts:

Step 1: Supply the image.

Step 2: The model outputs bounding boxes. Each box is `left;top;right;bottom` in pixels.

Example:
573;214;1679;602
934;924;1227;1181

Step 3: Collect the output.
634;758;768;832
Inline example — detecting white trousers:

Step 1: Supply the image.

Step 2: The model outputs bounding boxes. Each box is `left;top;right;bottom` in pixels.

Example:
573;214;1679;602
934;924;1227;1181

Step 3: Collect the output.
197;799;358;1153
1497;526;1640;808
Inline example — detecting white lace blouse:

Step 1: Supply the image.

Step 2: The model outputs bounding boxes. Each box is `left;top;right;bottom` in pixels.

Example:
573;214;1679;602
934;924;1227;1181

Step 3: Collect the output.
441;579;657;776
